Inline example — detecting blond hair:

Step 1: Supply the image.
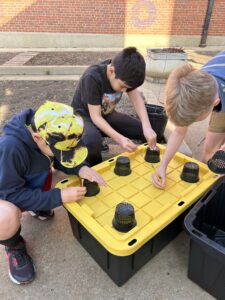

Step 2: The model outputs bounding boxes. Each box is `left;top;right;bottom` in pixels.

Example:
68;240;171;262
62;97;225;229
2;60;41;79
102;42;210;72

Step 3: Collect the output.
165;63;218;126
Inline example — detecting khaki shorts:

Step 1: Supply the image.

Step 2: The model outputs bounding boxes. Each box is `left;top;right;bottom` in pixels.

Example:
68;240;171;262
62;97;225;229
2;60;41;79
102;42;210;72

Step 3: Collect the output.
209;111;225;133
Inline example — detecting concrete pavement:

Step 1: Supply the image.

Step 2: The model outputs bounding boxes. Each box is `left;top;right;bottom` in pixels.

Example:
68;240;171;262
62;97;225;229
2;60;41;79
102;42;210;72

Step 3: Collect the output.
0;48;218;300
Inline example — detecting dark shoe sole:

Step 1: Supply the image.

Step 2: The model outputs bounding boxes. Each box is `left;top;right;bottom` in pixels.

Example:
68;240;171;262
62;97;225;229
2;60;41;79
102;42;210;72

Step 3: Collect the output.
29;210;55;221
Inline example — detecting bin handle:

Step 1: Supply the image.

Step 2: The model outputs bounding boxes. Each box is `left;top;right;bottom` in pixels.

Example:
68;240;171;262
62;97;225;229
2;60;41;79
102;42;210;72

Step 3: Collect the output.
184;214;207;239
200;189;215;204
191;229;203;238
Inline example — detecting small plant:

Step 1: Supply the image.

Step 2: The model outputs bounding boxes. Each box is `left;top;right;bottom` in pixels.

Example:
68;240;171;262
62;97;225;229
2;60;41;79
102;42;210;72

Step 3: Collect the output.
45;69;51;75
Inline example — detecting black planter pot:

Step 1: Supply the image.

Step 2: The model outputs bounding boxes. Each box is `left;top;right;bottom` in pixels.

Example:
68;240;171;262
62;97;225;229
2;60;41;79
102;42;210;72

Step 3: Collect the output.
145;104;168;143
112;202;137;233
180;162;200;183
145;146;160;163
83;179;100;197
114;156;131;176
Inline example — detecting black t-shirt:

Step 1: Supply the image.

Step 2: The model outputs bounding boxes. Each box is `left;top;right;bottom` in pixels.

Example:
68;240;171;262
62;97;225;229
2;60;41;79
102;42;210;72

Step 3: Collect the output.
71;59;133;116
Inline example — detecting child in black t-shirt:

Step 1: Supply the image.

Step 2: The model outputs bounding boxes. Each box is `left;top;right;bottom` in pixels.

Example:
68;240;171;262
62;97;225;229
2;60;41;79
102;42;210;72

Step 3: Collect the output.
71;47;157;166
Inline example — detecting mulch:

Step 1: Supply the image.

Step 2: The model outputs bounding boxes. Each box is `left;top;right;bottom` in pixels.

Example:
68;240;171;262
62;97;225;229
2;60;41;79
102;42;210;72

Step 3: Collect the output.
25;51;118;65
0;80;135;134
0;50;220;67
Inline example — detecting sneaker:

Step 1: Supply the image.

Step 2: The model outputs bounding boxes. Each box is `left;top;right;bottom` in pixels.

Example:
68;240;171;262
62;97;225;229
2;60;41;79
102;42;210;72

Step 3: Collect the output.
29;210;54;221
101;139;109;153
5;238;35;284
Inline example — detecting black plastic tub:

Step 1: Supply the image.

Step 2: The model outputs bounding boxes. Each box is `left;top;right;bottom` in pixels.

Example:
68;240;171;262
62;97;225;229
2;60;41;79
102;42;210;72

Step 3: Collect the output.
184;176;225;300
145;104;168;143
68;210;187;286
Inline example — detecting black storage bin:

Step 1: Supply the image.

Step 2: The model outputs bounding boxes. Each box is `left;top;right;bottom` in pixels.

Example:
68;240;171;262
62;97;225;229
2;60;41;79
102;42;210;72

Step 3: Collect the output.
68;210;186;286
184;176;225;300
145;104;168;143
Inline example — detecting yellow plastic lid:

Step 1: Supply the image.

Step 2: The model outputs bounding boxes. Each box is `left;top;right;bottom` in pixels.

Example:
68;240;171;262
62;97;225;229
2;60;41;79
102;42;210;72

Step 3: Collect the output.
56;144;219;256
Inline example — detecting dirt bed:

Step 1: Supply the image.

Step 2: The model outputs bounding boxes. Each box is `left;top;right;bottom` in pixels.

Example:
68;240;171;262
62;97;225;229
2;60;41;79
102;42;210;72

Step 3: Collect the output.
25;51;118;65
25;50;220;68
0;80;135;134
0;50;219;67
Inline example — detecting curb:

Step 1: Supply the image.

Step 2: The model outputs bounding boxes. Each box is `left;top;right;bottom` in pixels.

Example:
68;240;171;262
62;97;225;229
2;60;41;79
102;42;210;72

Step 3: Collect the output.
0;65;87;76
0;47;123;52
0;47;222;76
0;46;223;52
0;75;81;80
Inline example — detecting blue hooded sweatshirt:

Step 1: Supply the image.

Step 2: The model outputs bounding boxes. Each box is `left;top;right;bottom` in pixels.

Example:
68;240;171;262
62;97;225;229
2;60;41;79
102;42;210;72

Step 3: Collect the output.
0;109;85;211
202;50;225;112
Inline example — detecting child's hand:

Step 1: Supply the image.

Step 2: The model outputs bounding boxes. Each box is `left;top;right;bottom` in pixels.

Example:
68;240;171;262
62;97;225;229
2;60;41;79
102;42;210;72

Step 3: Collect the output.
78;166;107;186
219;143;225;152
151;166;166;189
61;186;87;203
144;128;157;149
119;136;138;152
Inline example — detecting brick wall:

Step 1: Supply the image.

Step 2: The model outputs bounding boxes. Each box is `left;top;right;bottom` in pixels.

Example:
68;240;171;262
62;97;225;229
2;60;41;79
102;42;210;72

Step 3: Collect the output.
0;0;224;36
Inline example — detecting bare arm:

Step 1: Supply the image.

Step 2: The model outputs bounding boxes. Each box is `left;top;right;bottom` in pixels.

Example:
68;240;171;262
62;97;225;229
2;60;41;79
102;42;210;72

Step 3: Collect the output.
88;104;137;152
128;89;157;149
152;126;188;189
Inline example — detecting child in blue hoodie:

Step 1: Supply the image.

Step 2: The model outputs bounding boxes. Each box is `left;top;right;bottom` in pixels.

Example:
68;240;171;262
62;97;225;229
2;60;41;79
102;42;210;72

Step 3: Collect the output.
0;101;106;285
152;50;225;189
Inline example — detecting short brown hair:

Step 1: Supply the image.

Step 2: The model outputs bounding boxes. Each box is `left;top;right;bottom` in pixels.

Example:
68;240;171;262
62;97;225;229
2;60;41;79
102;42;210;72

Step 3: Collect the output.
165;63;218;126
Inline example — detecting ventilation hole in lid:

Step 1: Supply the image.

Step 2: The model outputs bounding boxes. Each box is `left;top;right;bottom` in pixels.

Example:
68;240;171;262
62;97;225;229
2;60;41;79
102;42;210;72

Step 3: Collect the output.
128;239;137;246
61;179;69;183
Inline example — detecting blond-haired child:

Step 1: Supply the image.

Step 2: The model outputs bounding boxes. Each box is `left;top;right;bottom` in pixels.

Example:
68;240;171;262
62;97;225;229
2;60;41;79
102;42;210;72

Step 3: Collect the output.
152;50;225;189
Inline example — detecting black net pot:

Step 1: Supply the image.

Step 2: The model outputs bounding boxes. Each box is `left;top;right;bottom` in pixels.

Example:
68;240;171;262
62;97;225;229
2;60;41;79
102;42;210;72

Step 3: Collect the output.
180;162;200;183
145;146;160;163
83;179;100;197
112;202;137;233
207;150;225;174
114;156;131;176
145;104;168;143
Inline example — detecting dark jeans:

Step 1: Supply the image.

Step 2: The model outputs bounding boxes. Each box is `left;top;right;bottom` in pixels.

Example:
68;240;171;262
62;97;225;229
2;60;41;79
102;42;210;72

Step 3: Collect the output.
80;111;145;166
